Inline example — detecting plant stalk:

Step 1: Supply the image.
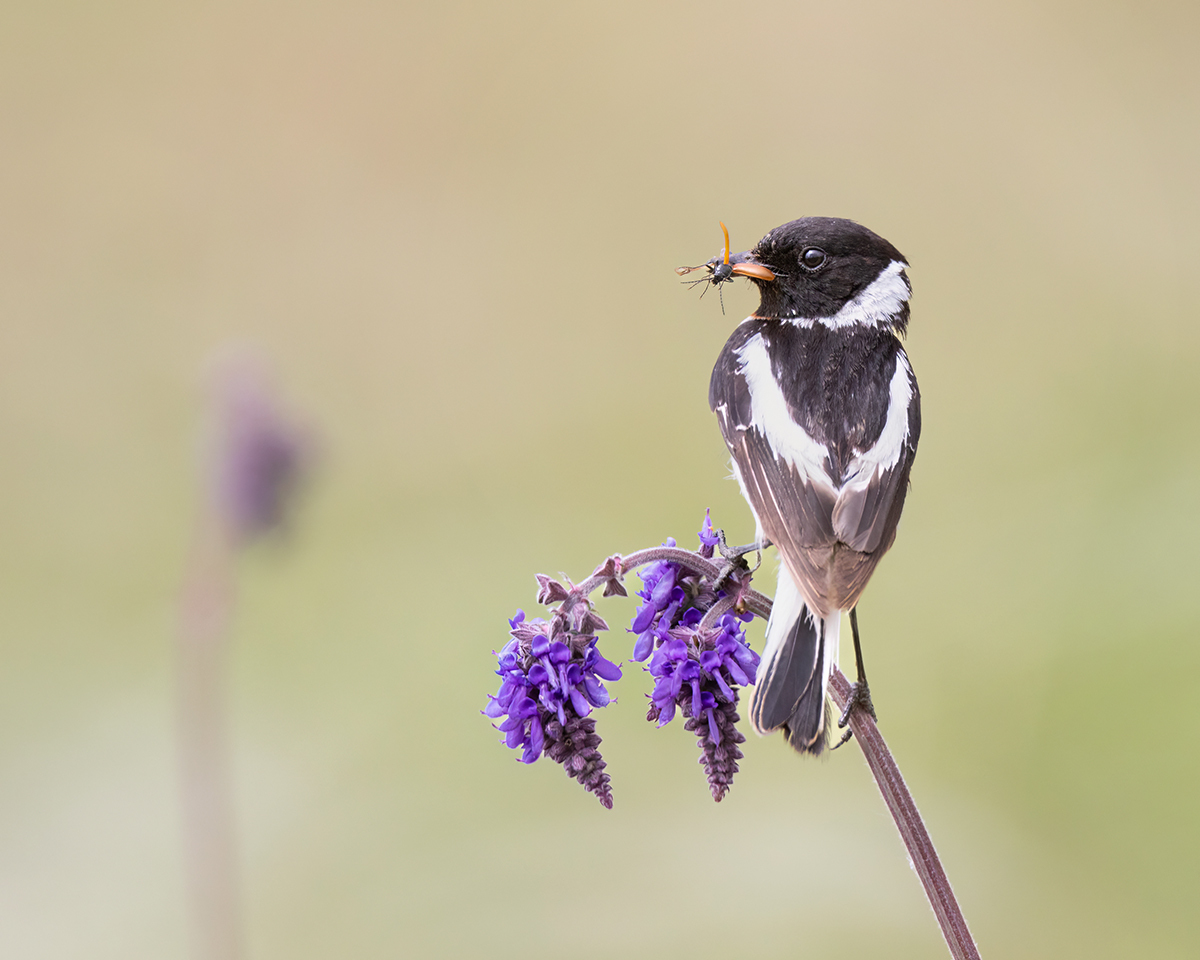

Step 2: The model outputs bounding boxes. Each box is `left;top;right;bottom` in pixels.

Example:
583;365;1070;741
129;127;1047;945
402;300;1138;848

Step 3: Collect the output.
579;546;981;959
176;520;243;960
827;668;981;960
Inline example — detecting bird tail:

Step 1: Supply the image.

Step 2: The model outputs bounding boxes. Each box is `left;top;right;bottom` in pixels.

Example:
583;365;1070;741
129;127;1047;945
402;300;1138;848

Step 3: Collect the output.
749;571;841;754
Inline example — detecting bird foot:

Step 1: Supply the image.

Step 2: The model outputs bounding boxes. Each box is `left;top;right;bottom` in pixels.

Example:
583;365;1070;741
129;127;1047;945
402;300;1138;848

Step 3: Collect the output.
838;679;877;727
832;680;877;749
711;529;767;592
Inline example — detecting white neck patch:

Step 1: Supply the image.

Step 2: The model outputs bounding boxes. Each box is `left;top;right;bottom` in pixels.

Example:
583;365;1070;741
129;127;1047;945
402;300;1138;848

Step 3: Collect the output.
784;260;910;329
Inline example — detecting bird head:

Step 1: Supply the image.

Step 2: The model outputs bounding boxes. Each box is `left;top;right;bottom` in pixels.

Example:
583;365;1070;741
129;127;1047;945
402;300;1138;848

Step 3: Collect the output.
718;217;911;330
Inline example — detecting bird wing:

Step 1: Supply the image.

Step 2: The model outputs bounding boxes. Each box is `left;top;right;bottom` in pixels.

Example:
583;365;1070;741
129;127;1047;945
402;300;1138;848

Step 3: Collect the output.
710;328;920;613
830;350;921;554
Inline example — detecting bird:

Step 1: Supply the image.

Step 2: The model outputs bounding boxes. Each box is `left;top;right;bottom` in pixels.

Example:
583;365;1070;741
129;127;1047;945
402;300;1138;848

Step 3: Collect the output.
699;217;921;753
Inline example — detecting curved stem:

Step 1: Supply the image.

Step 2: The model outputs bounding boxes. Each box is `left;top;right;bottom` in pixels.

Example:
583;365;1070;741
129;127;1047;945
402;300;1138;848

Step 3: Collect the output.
827;669;981;960
697;595;735;634
570;546;774;617
563;543;979;960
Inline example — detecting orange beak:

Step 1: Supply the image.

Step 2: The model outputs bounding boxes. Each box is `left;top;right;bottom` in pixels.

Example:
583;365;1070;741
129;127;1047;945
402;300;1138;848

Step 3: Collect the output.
730;262;775;281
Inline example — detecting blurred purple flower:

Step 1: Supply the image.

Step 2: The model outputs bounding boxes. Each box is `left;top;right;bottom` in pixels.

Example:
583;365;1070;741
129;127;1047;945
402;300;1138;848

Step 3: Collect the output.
206;352;309;543
486;609;621;808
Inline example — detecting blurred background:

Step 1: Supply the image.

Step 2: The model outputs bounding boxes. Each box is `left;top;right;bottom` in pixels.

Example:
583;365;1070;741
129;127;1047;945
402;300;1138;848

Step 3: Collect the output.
2;1;1198;957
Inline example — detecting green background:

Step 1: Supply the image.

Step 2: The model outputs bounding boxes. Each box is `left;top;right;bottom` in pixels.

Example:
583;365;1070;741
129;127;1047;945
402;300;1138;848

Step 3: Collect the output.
2;1;1198;956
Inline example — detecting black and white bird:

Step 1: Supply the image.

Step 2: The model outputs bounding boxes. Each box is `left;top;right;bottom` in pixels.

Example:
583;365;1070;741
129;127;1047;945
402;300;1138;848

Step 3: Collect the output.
699;217;921;754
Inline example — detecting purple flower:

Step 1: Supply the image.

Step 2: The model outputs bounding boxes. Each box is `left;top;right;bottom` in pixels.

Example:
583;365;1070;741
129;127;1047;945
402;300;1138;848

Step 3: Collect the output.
486;612;621;808
697;509;720;557
643;612;760;801
492;512;762;806
628;516;762;801
629;537;693;663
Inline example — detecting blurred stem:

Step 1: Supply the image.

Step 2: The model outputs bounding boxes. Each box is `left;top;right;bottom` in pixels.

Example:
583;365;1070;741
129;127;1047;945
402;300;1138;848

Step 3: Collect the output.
176;519;243;960
577;546;981;960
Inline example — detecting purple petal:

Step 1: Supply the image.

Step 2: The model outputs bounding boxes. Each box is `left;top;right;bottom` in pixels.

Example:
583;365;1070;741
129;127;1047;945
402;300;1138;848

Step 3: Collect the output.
732;644;759;676
653;603;679;638
647;644;670;675
651;676;677;708
494;677;522;704
706;707;721;746
583;676;610;707
514;697;538;718
632;630;655;662
569;687;591;717
589;650;623;681
650;566;677;606
630;602;656;634
638;561;666;594
483;696;507;718
656;699;676;726
725;659;750;687
508;609;526;629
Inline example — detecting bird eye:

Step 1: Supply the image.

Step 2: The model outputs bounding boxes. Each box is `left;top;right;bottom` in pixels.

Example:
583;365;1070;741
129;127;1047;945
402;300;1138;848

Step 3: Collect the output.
801;247;826;270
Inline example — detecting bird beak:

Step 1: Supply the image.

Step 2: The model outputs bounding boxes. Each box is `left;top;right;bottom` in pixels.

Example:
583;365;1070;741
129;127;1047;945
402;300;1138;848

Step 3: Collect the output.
726;250;776;282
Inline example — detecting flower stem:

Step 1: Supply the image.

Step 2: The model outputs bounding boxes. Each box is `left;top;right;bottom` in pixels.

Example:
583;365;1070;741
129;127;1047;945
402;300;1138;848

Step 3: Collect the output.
579;545;980;960
827;668;981;960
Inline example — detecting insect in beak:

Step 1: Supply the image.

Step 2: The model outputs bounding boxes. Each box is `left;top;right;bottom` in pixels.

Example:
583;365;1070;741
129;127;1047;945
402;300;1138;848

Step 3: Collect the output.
676;222;741;314
676;221;775;283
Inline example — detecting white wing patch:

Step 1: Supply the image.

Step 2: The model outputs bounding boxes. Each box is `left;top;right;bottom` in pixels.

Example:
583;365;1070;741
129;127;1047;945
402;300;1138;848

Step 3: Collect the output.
844;352;914;485
784;260;910;330
735;333;835;492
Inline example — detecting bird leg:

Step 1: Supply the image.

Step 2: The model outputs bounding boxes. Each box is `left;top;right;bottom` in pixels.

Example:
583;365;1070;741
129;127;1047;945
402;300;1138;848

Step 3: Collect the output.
832;606;877;749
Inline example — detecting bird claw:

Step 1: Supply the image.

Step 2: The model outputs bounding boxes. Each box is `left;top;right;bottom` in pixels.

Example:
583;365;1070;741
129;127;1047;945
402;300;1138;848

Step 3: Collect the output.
837;679;877;729
711;529;767;592
832;680;877;750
